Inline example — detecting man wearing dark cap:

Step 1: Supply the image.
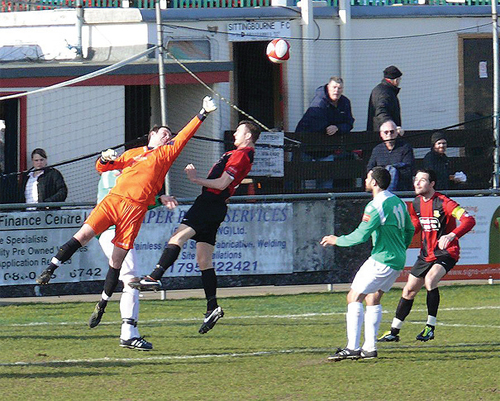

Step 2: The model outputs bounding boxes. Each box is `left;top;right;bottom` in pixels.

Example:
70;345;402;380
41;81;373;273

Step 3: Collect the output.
423;131;467;190
367;66;403;133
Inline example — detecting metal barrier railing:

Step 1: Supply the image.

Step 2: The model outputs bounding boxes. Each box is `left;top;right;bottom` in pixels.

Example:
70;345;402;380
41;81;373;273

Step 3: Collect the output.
0;0;494;11
0;189;498;211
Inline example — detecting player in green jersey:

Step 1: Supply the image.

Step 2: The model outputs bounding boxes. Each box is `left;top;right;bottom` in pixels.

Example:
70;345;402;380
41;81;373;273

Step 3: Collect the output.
321;166;414;361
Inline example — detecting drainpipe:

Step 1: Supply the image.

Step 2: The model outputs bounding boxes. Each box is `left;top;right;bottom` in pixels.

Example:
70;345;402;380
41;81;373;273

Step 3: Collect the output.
301;0;314;113
492;0;499;188
75;0;83;59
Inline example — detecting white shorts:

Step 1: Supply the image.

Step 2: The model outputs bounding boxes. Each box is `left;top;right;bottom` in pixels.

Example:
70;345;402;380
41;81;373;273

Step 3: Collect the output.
350;257;401;295
98;229;137;284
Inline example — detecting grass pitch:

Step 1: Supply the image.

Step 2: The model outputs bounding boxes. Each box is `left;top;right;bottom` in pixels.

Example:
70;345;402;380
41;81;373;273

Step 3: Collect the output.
1;284;499;401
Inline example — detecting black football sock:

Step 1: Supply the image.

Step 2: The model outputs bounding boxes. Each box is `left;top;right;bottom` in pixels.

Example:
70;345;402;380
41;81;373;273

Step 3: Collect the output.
201;268;218;311
103;266;121;298
390;327;400;336
395;297;414;321
426;288;440;327
98;298;108;310
149;244;181;280
48;237;82;272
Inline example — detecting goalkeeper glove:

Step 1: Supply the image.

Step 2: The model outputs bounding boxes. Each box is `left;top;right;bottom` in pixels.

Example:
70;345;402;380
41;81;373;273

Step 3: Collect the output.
101;148;117;162
200;96;217;116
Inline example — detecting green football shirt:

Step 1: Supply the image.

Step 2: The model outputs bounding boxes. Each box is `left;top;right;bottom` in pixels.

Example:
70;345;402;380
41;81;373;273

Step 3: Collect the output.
336;191;414;270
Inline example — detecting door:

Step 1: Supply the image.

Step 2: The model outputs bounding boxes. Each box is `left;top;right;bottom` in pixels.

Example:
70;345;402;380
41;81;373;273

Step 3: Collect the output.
461;36;493;129
0;98;20;203
125;85;151;149
233;41;283;130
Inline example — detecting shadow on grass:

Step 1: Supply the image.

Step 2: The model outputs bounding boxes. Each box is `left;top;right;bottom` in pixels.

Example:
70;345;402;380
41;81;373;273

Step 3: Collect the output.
0;371;107;379
377;342;500;361
0;334;116;340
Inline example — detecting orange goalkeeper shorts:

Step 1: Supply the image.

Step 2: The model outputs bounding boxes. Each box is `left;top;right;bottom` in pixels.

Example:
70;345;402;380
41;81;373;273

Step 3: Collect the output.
85;194;148;250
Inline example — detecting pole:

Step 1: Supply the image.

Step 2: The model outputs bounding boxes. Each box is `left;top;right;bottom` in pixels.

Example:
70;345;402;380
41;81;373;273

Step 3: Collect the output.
156;1;168;126
339;0;352;103
75;0;83;59
301;0;314;114
493;0;499;188
156;0;170;195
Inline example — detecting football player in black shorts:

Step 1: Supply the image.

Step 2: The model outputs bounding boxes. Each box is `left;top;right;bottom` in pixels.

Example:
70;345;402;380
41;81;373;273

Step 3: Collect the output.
379;169;475;342
130;120;261;334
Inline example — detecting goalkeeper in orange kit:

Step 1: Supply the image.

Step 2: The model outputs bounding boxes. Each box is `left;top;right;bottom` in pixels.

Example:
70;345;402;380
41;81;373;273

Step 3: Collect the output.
35;96;217;319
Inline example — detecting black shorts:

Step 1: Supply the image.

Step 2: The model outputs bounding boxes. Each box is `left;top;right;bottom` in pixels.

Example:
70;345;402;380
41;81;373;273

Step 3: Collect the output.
411;255;457;278
181;193;227;246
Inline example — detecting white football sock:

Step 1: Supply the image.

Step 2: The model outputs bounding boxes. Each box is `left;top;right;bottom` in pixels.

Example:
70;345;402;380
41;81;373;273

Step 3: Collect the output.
426;315;437;327
362;304;382;352
101;291;111;302
120;285;140;340
346;302;364;351
391;317;404;329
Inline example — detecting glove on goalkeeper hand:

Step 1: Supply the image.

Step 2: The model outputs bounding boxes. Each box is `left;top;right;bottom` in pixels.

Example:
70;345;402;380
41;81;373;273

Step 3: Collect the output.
101;148;117;162
200;96;217;115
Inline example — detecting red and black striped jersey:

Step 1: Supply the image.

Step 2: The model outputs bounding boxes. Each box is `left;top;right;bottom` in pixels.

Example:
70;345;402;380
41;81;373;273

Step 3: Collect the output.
204;146;254;200
409;192;475;262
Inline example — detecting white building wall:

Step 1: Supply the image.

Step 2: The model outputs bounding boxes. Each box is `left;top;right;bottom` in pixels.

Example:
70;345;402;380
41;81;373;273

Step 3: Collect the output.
24;86;124;202
346;17;488;131
166;83;227;198
0;8;495;200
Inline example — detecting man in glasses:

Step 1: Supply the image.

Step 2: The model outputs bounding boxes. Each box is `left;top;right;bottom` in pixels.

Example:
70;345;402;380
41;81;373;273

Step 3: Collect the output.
367;120;415;191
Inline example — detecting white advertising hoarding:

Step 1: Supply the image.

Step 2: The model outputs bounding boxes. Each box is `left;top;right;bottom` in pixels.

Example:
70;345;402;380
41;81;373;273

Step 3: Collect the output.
0;203;294;286
250;131;284;177
227;20;291;42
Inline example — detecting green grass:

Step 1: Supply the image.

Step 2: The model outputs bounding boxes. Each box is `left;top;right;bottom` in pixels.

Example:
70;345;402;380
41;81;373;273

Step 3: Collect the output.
1;285;499;400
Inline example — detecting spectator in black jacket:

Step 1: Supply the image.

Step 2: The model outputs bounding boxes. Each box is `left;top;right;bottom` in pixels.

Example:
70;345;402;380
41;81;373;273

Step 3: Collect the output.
295;76;355;159
294;77;355;189
367;66;403;134
423;131;467;190
20;148;68;205
367;120;414;191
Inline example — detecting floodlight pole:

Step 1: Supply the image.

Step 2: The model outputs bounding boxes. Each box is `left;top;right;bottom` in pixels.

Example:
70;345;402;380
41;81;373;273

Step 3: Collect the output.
493;0;499;189
156;0;168;126
301;0;314;114
339;0;352;100
156;0;170;195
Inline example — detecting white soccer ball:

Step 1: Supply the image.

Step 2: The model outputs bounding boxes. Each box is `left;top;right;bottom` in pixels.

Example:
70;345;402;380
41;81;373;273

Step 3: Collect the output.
266;38;290;64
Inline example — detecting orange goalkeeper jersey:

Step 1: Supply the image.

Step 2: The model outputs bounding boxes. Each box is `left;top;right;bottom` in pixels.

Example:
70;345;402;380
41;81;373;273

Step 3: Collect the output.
96;114;204;206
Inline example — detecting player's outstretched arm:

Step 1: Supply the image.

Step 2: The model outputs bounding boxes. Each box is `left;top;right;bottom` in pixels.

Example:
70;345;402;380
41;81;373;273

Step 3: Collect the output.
164;97;218;161
320;235;338;247
199;96;217;116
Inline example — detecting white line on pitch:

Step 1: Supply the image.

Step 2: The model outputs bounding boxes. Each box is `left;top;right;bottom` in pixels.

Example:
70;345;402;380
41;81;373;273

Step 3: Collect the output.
4;305;499;327
0;348;332;368
404;322;500;329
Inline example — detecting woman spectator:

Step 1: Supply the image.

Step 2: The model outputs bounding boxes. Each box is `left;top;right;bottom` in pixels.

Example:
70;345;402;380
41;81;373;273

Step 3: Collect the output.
20;148;68;204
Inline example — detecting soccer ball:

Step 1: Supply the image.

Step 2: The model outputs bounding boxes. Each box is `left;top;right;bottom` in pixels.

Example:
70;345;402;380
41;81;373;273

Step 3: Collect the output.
266;38;290;64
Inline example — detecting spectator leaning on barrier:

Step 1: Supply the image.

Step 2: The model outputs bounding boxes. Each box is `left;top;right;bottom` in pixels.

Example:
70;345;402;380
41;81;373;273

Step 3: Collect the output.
367;120;415;191
423;131;467;190
295;76;355;160
294;76;355;190
20;148;68;204
367;66;403;134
